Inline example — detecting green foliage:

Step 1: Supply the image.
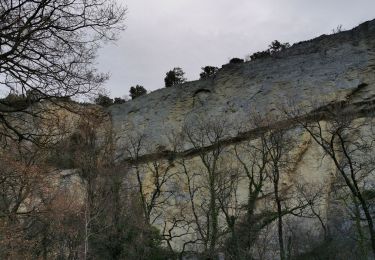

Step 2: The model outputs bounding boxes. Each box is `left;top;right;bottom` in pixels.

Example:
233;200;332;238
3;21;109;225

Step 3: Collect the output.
362;189;375;200
268;40;290;54
164;67;186;87
25;89;44;101
229;58;244;64
249;40;290;61
0;90;47;108
200;66;219;79
1;93;25;103
249;50;271;60
0;92;72;111
129;85;147;99
94;94;113;107
114;97;126;104
0;93;28;110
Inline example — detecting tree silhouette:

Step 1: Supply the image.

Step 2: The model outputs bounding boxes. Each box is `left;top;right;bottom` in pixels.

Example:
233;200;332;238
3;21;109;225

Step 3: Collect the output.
164;68;186;87
200;66;219;79
94;94;113;107
0;0;126;141
130;85;147;99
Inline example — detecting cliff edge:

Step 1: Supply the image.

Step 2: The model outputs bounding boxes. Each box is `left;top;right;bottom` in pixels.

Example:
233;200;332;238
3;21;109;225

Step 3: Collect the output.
110;19;375;151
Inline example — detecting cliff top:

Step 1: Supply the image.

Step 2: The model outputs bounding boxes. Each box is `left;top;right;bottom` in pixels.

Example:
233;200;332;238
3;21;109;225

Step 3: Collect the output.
110;19;375;152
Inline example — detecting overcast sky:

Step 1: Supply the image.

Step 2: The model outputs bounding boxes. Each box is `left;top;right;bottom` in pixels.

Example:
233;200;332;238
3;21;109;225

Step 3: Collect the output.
97;0;375;98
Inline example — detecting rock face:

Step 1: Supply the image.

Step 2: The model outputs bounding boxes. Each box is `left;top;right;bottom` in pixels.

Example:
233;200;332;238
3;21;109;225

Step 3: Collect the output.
110;19;375;151
108;20;375;256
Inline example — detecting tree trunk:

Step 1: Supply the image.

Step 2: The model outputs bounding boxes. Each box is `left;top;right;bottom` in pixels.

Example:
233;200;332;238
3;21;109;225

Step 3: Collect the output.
274;167;285;260
357;194;375;258
209;176;218;259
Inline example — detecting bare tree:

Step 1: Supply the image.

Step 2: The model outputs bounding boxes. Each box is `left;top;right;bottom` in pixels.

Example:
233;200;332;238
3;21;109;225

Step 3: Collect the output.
289;102;375;257
179;117;231;258
0;130;87;259
122;133;175;225
0;0;126;141
0;140;52;258
233;133;269;258
232;114;322;259
69;108;115;259
296;183;329;241
216;166;241;259
264;127;292;260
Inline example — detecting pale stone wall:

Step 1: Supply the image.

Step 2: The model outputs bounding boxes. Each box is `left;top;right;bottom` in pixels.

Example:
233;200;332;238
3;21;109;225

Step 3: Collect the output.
106;19;375;257
110;19;375;153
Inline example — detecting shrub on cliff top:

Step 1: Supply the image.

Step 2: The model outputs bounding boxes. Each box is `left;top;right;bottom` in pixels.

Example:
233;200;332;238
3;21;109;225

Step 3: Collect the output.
130;85;147;99
94;94;113;107
229;58;244;64
200;66;219;79
164;67;186;88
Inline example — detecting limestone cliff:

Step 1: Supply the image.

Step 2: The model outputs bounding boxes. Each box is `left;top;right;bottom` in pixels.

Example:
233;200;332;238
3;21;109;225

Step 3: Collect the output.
106;20;375;256
110;19;375;154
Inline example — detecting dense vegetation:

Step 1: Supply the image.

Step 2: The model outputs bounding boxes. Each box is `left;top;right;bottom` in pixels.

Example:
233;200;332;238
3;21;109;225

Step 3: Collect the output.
1;103;375;259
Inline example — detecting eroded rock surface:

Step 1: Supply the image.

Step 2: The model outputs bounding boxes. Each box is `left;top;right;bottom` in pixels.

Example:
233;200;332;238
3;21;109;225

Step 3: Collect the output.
105;20;375;255
110;19;375;151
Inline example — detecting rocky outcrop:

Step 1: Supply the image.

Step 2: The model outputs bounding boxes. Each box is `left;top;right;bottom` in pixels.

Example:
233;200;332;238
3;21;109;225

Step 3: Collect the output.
110;19;375;153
